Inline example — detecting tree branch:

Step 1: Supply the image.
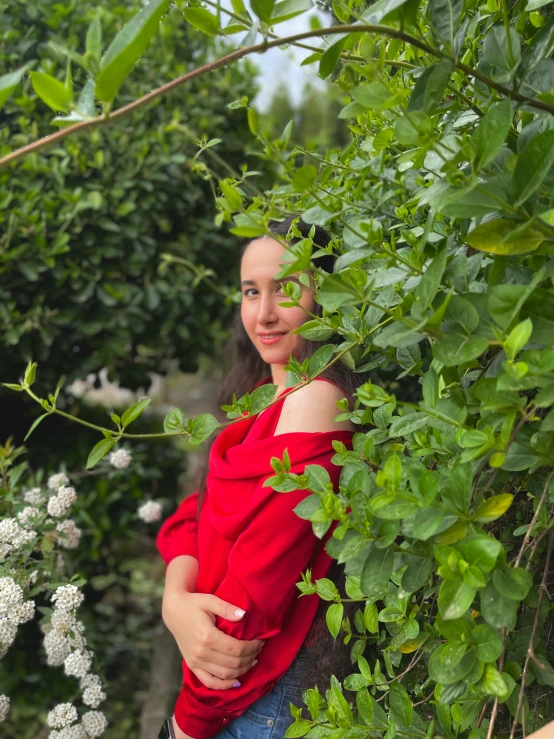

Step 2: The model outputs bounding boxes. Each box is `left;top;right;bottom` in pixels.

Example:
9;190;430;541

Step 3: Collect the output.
1;24;553;171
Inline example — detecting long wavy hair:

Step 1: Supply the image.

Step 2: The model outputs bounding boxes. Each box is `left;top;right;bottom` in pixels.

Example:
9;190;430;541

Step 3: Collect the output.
195;216;367;689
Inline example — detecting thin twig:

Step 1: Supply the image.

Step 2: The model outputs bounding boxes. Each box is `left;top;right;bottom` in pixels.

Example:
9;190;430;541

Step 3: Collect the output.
514;470;554;568
509;530;554;739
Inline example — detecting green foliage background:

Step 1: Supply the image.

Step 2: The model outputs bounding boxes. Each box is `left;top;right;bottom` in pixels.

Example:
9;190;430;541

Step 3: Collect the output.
0;0;257;394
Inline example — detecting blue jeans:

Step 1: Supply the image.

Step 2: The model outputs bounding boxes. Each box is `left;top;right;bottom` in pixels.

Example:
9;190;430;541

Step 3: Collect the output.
213;647;308;739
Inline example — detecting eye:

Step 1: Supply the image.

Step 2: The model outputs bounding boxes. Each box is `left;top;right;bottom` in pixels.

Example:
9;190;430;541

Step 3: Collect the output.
243;288;258;297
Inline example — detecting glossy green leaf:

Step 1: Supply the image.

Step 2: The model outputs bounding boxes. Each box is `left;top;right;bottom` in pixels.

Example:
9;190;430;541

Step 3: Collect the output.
513;129;554;206
465;219;544;256
361;547;394;596
30;72;73;112
96;0;170;102
0;66;26;110
473;624;503;663
492;564;532;600
86;438;115;469
184;8;220;35
481;581;518;629
250;0;276;22
389;681;413;727
469;100;512;169
121;397;152;429
326;602;344;638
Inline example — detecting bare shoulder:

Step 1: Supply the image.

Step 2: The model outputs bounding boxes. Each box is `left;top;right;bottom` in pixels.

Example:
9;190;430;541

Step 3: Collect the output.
274;380;355;435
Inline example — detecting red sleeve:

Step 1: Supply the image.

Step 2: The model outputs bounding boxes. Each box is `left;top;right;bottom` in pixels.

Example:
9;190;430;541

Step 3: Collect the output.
174;470;332;739
156;490;199;564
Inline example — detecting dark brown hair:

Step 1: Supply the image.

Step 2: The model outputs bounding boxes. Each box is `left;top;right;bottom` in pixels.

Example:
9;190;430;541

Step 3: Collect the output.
194;216;367;688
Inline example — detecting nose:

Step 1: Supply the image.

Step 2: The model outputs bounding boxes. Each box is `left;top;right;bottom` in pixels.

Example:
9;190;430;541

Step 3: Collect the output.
257;292;278;325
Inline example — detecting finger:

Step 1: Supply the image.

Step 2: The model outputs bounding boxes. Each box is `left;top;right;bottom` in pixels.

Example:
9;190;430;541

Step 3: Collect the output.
198;657;259;681
209;630;265;659
192;666;242;691
201;594;248;621
202;647;261;670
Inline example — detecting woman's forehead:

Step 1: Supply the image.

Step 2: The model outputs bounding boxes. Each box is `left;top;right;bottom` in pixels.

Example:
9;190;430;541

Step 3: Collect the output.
240;236;292;277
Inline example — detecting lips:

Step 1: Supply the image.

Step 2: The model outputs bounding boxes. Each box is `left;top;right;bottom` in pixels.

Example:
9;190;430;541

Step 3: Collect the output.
258;332;287;345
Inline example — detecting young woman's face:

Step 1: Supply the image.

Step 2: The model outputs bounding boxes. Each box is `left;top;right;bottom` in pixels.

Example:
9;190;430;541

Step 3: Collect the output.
240;236;317;365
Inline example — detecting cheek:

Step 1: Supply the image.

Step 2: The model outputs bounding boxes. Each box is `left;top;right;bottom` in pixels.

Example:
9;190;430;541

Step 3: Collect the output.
240;302;254;335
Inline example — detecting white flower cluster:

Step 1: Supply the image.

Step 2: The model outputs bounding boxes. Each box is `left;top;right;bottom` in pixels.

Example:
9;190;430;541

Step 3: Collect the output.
46;703;107;738
43;585;107;736
0;517;37;558
23;486;43;505
108;448;131;470
137;500;162;523
47;486;77;518
48;472;70;490
56;519;82;550
0;694;9;722
0;576;35;657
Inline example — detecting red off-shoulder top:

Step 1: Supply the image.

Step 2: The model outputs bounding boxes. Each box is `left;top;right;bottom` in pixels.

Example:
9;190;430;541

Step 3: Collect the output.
156;377;354;738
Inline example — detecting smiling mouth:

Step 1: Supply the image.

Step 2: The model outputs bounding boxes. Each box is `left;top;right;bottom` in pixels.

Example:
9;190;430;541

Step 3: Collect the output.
258;332;287;344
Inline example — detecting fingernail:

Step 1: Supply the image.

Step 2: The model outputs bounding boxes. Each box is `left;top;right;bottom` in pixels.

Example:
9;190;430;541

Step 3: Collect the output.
233;681;241;688
234;608;245;618
252;660;258;666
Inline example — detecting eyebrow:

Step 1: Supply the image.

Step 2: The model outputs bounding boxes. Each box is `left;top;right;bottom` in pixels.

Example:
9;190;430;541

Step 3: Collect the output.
240;276;301;286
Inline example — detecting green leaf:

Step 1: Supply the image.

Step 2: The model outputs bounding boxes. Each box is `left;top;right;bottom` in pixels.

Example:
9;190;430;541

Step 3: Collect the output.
356;687;374;725
479;664;509;697
469;99;512;169
284;720;312;738
30;71;73;112
86;438;115;469
184;7;220;35
319;271;367;312
351;82;397;111
164;408;185;433
270;0;313;23
519;15;554;77
474;493;513;522
466;219;544;256
0;67;26;110
410;506;444;540
462;537;502;572
415;247;447;310
318;36;348;79
121;398;152;429
438;577;476;620
429;644;477;684
408;60;452;113
483;25;522;72
95;0;170;103
428;0;464;47
402;557;433;592
433;334;489;366
250;0;277;23
292;165;317;192
492;564;532;601
389;681;413;727
24;414;49;442
364;602;379;633
473;624;503;663
361;547;394;596
394;112;432;145
504;318;533;362
326;602;344;638
86;14;103;60
361;0;412;22
535;382;554;408
307;344;335;378
389;412;429;436
190;413;219;444
513;129;554;206
481;581;518;628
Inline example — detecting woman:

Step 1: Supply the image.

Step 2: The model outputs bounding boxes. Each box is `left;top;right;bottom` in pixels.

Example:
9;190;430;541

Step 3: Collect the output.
156;218;365;739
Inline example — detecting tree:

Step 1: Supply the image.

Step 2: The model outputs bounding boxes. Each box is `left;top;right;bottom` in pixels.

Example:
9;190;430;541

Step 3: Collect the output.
0;0;258;394
2;0;554;736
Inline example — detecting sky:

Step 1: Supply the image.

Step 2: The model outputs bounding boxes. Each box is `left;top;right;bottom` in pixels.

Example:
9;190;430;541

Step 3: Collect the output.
219;2;331;111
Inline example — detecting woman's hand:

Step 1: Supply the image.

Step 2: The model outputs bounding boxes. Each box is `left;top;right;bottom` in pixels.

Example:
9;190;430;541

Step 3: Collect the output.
162;584;264;690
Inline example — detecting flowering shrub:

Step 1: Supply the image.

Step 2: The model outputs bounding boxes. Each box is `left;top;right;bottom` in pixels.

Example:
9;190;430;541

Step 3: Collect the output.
0;437;166;733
